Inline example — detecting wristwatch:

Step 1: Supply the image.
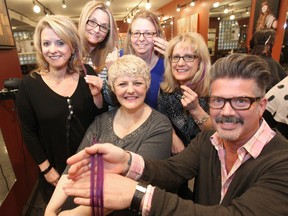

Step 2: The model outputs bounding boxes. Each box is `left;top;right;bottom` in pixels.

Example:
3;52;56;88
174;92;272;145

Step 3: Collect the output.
130;181;148;215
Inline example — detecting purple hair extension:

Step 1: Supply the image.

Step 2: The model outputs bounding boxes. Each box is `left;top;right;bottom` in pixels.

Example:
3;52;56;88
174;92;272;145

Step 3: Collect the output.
186;64;206;90
90;137;104;216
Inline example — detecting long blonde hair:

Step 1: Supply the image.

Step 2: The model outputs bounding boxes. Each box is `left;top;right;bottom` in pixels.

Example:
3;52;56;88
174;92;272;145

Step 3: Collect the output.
161;32;211;96
78;1;118;72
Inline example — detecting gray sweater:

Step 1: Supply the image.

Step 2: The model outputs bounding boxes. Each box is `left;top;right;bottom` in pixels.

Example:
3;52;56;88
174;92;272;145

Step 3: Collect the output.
78;108;172;160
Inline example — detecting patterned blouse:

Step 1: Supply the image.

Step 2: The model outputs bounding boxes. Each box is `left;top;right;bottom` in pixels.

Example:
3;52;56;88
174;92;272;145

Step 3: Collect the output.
158;89;209;146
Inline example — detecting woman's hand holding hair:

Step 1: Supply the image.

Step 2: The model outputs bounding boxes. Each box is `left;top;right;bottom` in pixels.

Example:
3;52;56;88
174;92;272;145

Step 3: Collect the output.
84;75;103;108
153;37;168;55
180;85;212;130
180;85;200;112
67;143;130;181
105;48;119;70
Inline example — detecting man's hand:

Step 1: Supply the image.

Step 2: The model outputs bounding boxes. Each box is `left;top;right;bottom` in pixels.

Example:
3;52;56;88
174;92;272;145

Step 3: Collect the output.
63;173;137;210
67;143;130;181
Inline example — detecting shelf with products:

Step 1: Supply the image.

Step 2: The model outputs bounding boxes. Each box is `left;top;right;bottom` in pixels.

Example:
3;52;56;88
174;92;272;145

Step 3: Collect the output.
18;53;37;66
13;31;37;65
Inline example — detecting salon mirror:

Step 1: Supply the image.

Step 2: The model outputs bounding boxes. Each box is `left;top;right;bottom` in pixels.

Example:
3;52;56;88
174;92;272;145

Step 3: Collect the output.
161;17;174;41
0;128;16;206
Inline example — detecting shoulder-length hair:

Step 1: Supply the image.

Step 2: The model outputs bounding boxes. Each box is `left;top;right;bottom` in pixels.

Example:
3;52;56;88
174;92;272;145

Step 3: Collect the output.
123;9;164;56
33;15;83;75
161;32;211;96
78;1;118;72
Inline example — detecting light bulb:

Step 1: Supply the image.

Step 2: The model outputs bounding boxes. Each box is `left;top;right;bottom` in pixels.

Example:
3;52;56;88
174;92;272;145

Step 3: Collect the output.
146;2;151;10
213;2;219;8
33;4;41;13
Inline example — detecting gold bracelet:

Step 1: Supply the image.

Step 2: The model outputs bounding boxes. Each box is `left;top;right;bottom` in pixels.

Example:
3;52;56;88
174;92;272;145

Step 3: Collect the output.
195;113;209;125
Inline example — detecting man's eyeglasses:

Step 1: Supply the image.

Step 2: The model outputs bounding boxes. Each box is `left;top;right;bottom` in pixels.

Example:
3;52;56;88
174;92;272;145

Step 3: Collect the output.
130;32;156;38
207;96;261;110
169;55;198;63
86;19;110;33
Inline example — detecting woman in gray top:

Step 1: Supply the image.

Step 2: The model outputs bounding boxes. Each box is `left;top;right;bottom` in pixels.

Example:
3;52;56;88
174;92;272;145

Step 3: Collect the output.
45;55;172;215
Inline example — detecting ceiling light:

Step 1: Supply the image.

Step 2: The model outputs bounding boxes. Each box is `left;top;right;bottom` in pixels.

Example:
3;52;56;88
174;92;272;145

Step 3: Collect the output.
106;0;111;6
213;2;220;8
246;8;249;15
145;0;151;10
230;14;235;20
176;4;181;12
190;0;195;7
224;7;229;14
217;17;221;20
62;0;66;8
33;1;41;13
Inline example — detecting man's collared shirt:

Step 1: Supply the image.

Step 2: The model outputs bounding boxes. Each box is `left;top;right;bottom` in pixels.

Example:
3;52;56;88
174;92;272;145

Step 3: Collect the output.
210;118;276;203
126;118;276;215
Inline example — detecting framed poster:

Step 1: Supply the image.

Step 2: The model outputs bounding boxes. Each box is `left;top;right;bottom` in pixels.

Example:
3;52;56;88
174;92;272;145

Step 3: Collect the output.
177;14;198;35
253;0;280;32
0;0;15;49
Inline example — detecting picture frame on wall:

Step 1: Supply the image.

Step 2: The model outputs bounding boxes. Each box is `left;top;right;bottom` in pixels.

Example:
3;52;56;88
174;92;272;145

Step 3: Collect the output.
0;0;15;49
253;0;280;32
177;14;198;35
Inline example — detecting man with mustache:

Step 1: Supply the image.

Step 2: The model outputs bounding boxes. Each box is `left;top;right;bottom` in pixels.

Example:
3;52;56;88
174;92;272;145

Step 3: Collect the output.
63;53;288;216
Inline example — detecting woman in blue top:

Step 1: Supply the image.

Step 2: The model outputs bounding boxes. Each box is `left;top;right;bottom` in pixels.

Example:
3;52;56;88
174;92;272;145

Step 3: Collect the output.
123;9;167;109
105;9;168;109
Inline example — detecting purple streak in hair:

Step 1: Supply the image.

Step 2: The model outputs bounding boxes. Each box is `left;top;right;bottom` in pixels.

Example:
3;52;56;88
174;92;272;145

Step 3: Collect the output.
185;64;206;90
90;136;104;216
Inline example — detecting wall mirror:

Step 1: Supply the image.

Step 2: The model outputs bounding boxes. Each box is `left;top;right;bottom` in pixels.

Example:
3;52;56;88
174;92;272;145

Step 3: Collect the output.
161;17;174;41
0;128;16;206
209;0;251;62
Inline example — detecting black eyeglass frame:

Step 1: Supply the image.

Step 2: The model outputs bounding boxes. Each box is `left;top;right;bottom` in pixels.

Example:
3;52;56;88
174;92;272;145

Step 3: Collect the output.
86;19;110;33
207;96;262;110
169;54;198;63
130;31;157;38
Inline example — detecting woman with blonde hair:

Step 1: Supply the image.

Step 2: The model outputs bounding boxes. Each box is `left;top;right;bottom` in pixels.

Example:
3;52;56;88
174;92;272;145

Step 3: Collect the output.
159;32;212;153
158;32;212;199
78;1;118;78
16;15;107;203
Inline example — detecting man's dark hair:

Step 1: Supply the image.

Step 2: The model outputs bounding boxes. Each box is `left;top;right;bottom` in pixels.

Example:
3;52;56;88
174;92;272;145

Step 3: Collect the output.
210;53;270;97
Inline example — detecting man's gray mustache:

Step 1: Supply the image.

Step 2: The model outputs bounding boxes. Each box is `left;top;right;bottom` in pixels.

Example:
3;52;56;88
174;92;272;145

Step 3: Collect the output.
216;116;244;124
